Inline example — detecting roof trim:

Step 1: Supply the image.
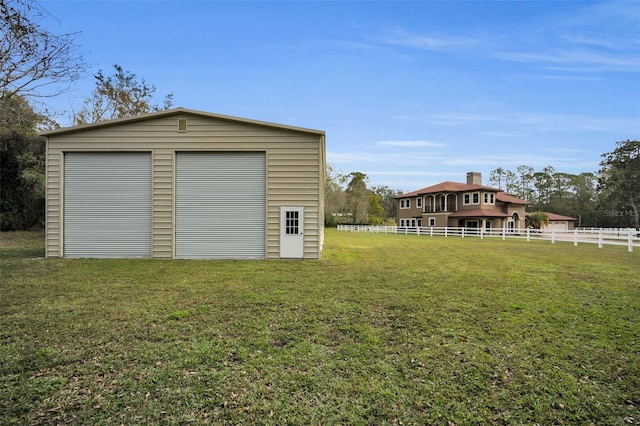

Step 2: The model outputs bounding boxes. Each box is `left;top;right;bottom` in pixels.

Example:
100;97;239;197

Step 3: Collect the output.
40;107;325;136
448;209;510;218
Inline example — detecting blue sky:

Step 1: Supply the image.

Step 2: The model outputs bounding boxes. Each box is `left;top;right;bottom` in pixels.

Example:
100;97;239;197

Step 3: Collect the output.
41;0;640;191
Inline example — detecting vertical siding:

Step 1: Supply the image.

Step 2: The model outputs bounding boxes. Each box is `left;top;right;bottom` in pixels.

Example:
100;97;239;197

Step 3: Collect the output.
152;149;174;258
45;113;324;260
46;149;61;257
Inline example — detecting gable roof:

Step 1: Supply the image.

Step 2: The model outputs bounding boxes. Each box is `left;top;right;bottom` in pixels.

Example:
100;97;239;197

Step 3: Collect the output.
41;107;325;137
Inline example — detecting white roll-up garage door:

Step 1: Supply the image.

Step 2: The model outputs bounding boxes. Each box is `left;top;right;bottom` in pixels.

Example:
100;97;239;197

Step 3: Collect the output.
63;152;152;258
175;152;266;259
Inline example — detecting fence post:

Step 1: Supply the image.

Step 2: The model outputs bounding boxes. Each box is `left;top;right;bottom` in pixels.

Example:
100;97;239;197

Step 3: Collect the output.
526;228;530;242
502;227;506;240
551;230;555;244
417;226;421;236
574;229;578;247
629;229;634;253
445;227;448;238
461;227;465;238
430;227;434;237
598;228;603;249
480;228;484;239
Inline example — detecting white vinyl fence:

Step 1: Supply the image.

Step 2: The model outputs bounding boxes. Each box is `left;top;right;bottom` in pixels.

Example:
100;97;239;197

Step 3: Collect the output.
337;225;640;253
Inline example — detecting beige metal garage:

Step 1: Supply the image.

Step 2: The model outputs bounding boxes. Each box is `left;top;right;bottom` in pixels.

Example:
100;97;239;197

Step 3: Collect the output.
44;108;325;259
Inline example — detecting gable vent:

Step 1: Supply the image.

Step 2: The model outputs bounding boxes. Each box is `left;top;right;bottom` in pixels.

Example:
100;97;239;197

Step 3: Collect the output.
177;118;188;133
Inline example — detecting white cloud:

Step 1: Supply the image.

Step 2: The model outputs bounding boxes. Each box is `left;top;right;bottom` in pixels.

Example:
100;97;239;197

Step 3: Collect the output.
327;151;445;165
479;131;531;138
495;49;640;72
367;170;459;177
379;27;479;51
376;140;444;147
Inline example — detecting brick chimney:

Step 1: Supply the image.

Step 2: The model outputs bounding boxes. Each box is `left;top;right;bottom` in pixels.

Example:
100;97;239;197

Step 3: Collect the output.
466;172;482;185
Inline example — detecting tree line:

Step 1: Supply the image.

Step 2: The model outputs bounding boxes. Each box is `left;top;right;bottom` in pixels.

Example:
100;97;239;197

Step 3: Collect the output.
487;141;639;229
324;167;401;227
1;1;638;231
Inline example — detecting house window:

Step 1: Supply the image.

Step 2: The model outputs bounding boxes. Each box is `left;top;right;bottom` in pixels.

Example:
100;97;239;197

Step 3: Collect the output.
416;197;422;208
463;192;480;205
429;217;436;227
417;219;422;227
483;193;495;205
400;199;411;209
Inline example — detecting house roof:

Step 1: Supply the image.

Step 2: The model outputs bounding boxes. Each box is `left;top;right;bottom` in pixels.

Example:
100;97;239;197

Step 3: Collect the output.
396;181;530;205
40;107;326;137
496;192;529;205
397;181;501;198
448;209;510;218
537;212;578;221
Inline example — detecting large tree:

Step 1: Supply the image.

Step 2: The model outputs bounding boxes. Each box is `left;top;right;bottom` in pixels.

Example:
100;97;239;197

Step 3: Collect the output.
515;165;535;202
324;164;347;226
371;185;401;222
0;94;50;230
0;0;84;100
345;172;370;224
0;130;45;230
72;64;173;124
598;140;640;228
0;93;54;133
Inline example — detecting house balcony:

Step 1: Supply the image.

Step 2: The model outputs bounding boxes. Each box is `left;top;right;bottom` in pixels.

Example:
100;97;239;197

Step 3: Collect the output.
423;207;454;213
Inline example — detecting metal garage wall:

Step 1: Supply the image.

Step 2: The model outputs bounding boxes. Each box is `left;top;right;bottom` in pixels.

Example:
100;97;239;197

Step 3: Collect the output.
175;152;266;259
63;152;152;258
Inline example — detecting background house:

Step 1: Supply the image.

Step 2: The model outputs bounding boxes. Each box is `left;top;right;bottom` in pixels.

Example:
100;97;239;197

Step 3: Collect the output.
540;212;579;231
396;172;529;231
44;108;325;260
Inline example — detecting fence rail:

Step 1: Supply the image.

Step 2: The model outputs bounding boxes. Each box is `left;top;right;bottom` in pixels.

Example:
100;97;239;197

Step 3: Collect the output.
337;225;640;253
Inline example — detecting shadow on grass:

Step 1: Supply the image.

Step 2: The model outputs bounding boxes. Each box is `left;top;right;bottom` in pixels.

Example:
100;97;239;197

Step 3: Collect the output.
1;247;45;259
0;231;46;259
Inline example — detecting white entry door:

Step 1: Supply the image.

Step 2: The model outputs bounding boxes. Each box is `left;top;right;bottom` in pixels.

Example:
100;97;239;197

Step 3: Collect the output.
280;206;304;258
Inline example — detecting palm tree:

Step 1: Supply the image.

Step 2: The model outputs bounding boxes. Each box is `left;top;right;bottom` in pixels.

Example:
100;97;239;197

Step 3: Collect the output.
527;212;549;229
527;211;549;230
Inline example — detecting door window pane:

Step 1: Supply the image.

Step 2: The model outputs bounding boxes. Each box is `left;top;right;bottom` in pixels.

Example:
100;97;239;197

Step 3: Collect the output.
286;211;299;235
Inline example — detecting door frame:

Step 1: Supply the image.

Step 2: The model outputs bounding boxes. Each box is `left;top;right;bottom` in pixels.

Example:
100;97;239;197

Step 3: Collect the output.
280;206;304;259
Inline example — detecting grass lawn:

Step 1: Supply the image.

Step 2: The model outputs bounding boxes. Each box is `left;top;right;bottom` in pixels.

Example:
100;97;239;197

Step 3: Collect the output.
1;229;639;425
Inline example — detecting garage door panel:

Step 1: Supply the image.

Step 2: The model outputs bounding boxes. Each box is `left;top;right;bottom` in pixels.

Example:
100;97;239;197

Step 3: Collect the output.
175;152;265;259
63;152;152;258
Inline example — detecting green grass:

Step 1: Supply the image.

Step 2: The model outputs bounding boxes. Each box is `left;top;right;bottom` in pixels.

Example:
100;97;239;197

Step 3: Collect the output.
1;229;639;425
